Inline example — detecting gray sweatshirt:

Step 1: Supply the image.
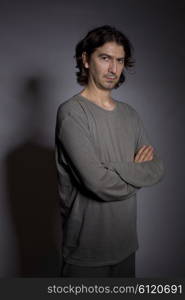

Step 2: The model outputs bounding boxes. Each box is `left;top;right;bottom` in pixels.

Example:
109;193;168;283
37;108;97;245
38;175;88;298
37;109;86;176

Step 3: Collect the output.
55;93;164;266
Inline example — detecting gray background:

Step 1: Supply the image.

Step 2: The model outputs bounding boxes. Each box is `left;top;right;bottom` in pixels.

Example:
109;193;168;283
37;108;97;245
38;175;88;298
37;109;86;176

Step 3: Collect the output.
0;0;184;277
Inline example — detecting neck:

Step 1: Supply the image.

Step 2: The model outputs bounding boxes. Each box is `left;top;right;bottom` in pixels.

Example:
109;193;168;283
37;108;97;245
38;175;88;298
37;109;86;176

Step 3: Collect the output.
80;87;117;111
80;86;112;105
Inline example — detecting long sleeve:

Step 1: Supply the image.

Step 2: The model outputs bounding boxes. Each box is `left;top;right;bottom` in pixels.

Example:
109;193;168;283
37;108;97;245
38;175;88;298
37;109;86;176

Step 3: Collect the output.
55;108;140;202
105;113;165;187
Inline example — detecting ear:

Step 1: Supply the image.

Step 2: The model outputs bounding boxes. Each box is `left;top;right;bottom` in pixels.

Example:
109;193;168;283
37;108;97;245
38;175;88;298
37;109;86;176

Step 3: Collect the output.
82;52;89;69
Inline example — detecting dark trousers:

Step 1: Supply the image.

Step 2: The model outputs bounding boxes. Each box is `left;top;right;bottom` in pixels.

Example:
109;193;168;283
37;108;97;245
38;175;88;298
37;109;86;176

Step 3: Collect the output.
61;252;135;277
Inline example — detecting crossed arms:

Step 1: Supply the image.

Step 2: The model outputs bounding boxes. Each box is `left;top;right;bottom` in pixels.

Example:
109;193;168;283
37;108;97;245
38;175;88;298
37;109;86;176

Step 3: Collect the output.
55;108;165;202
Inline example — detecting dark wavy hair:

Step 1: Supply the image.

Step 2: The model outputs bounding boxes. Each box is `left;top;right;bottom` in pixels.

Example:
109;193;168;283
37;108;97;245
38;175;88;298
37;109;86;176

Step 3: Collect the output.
74;25;135;89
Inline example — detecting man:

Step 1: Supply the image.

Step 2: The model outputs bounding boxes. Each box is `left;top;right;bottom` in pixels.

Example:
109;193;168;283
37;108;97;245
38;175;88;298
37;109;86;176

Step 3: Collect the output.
55;25;164;277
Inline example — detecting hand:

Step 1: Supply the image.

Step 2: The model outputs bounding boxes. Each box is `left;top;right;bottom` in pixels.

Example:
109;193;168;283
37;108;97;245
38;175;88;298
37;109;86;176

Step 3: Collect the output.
134;145;154;163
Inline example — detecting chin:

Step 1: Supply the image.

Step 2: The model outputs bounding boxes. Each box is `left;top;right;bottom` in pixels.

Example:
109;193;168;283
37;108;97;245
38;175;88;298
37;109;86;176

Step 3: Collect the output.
98;81;117;90
102;86;114;91
105;83;117;90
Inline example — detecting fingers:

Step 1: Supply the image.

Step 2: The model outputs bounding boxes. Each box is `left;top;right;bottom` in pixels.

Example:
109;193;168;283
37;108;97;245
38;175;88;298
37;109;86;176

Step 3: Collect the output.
134;145;154;162
134;145;147;162
144;147;154;161
140;145;153;162
142;146;154;161
134;145;148;162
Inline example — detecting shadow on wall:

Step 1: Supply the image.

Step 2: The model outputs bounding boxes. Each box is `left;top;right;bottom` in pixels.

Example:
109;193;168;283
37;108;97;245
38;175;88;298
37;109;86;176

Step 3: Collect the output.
6;77;62;277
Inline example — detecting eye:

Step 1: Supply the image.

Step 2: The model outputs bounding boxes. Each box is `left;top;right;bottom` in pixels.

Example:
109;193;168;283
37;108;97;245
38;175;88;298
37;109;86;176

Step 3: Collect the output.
118;59;124;64
101;56;109;61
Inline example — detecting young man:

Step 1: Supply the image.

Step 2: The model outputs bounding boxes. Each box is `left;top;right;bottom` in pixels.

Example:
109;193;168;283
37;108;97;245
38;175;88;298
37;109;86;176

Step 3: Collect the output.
55;25;164;277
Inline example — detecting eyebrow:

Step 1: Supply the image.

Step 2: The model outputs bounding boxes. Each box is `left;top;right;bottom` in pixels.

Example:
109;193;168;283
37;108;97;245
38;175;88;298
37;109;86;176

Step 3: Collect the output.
98;53;125;60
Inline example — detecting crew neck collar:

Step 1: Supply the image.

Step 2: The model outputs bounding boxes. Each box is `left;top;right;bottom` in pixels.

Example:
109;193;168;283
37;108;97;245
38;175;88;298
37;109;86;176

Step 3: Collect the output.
76;93;118;113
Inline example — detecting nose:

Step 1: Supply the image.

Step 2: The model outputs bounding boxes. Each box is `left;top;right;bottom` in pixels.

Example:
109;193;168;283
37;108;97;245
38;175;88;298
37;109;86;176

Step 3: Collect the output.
108;60;117;74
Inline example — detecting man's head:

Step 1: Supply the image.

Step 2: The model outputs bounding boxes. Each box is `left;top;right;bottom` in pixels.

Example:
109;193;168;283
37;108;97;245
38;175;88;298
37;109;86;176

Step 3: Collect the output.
74;25;134;90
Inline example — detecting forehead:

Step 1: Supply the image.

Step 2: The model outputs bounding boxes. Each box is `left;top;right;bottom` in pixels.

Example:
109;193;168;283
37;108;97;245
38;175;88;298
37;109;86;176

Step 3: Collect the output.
94;42;125;57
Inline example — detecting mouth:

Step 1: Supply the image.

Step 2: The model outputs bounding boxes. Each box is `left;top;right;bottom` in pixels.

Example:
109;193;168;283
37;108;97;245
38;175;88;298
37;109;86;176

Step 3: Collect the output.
105;76;116;81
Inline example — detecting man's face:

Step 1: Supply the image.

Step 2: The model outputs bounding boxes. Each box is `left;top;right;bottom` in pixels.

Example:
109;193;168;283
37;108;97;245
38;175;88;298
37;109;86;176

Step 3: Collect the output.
83;42;125;90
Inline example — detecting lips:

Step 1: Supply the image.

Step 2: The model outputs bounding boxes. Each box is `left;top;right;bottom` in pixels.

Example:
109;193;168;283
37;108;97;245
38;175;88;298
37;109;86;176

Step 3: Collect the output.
105;76;116;80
